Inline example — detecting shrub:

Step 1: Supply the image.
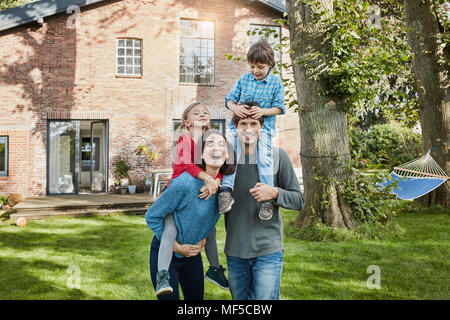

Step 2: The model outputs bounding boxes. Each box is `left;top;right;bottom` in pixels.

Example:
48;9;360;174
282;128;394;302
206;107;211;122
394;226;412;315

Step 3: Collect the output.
115;158;131;180
349;122;422;169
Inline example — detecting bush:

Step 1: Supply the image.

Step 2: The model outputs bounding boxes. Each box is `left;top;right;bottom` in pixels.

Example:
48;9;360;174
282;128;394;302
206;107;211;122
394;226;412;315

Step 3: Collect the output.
296;162;405;242
349;122;422;169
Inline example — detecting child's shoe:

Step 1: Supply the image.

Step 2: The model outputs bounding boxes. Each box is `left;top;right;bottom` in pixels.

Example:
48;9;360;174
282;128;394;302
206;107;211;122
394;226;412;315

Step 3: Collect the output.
205;265;229;289
218;192;234;215
259;201;274;220
156;269;173;296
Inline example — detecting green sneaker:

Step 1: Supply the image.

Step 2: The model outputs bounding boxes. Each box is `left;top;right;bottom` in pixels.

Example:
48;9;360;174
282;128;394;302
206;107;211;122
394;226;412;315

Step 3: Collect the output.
205;265;229;289
156;269;173;296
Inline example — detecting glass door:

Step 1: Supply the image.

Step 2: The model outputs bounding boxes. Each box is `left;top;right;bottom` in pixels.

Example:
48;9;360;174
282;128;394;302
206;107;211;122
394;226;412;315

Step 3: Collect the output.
47;121;79;194
90;121;107;193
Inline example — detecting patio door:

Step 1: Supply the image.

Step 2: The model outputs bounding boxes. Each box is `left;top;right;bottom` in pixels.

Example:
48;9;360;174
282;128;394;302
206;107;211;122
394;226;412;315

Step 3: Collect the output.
47;121;80;195
47;120;108;195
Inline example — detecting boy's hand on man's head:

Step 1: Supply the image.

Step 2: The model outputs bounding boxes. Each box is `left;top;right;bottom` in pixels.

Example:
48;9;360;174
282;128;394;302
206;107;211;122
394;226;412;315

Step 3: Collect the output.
230;103;250;118
248;106;266;119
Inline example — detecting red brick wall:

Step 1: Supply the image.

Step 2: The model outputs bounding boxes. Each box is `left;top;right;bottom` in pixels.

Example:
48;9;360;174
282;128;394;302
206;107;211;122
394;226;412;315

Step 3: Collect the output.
0;0;300;198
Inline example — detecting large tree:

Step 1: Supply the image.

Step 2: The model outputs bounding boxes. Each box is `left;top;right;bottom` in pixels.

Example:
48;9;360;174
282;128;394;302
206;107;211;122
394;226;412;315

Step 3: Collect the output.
285;0;415;228
403;0;449;208
286;0;357;228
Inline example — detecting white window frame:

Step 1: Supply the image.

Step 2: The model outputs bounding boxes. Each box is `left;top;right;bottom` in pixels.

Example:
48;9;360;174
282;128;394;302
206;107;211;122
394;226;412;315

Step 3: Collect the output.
0;136;8;177
116;38;142;76
179;19;215;85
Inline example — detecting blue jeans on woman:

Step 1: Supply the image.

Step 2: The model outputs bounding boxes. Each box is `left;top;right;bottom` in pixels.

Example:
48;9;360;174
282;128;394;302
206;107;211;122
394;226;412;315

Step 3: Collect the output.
226;250;283;300
149;236;204;300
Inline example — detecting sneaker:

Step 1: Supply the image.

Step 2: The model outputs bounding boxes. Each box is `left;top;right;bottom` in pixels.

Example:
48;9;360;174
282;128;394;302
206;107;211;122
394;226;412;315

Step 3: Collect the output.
218;192;234;215
259;201;274;220
155;269;173;296
205;265;229;289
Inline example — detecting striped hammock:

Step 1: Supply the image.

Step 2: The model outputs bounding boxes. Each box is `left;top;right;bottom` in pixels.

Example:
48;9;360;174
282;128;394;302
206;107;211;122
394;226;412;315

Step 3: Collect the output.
378;151;449;200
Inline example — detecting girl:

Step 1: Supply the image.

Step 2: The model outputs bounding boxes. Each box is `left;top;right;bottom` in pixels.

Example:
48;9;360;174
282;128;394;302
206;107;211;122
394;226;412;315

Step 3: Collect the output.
146;129;235;299
152;102;229;296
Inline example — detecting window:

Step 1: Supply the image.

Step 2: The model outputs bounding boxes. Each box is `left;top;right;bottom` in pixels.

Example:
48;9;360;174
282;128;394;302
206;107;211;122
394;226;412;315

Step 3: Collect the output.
249;25;282;75
117;39;142;76
172;119;225;163
81;137;100;171
180;19;214;84
0;136;8;177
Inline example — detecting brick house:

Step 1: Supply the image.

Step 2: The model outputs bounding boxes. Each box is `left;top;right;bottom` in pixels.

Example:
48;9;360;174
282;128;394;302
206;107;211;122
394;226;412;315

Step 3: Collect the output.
0;0;300;198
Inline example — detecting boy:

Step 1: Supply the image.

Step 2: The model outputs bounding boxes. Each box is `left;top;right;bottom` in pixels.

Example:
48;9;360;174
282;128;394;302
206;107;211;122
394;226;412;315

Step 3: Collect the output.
220;37;285;220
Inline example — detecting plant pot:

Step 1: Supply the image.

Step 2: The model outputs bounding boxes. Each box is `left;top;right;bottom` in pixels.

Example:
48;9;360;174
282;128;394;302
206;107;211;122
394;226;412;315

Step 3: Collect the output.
120;178;129;187
128;185;136;194
120;187;128;195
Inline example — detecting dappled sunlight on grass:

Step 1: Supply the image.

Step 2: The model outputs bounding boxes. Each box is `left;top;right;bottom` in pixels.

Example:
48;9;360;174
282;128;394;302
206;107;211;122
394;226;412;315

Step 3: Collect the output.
0;206;448;300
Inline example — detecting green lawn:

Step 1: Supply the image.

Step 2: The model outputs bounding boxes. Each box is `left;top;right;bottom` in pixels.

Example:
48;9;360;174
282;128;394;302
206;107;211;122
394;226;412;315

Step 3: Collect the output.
0;207;448;300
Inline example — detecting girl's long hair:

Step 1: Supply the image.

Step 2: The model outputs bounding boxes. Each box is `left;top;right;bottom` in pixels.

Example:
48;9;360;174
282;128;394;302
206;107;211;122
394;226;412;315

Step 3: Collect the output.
174;102;212;144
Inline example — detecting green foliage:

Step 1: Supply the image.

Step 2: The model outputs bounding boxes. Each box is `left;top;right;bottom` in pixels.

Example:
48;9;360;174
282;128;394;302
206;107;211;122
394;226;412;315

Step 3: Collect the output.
349;122;422;169
340;165;400;224
0;0;35;11
115;158;131;180
0;194;8;205
309;161;403;240
296;0;418;124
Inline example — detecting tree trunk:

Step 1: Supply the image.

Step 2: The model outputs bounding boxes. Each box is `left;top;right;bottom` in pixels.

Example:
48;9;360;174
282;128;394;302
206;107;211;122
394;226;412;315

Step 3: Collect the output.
404;0;450;208
286;0;357;228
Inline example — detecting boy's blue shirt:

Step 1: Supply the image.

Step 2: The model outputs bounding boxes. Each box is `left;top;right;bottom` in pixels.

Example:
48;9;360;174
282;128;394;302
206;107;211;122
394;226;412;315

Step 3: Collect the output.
145;172;220;258
225;71;285;136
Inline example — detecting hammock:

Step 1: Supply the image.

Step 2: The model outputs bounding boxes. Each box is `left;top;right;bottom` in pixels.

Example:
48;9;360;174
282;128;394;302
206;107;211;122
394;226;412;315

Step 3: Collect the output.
378;151;449;200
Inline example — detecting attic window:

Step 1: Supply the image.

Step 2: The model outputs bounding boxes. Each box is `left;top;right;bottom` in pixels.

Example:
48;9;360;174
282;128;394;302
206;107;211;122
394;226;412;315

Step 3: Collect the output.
117;39;142;76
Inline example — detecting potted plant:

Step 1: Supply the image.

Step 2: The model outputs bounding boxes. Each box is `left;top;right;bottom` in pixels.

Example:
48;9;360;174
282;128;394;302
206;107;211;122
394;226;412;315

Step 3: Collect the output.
114;180;120;193
0;194;8;210
128;176;136;194
116;157;131;188
136;144;159;192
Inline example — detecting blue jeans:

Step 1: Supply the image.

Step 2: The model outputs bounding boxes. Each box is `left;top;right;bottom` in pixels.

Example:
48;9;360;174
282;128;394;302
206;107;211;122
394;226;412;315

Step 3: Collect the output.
150;236;204;300
226;251;283;300
221;129;274;191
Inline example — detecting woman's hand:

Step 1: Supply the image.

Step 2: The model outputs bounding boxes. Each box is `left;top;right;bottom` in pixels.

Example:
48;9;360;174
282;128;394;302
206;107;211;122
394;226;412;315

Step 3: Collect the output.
199;178;221;200
173;239;206;258
173;241;201;258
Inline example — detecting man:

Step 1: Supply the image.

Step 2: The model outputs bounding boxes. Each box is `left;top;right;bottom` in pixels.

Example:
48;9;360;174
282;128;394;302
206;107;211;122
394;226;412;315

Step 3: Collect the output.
224;105;305;300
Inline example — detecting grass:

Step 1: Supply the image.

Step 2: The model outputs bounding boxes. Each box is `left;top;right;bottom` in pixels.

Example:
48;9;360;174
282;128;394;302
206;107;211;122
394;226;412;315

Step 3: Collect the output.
0;205;448;300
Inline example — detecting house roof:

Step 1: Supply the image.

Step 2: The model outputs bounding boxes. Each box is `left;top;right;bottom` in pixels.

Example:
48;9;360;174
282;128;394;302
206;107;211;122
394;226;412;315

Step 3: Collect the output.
0;0;286;33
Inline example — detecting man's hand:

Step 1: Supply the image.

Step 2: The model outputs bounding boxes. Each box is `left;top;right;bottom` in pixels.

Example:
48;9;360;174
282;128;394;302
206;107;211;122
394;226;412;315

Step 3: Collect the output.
199;178;221;200
249;182;279;202
248;106;266;119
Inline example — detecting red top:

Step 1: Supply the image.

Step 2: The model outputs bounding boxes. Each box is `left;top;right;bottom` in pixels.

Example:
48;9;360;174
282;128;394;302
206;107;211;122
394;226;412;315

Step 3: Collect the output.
167;133;223;186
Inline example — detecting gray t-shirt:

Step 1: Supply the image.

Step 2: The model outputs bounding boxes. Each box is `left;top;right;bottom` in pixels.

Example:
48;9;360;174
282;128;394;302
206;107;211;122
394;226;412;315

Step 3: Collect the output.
224;147;305;259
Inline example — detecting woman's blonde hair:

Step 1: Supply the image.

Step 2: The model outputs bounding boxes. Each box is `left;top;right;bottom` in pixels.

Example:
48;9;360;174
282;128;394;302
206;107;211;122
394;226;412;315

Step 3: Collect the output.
175;102;211;143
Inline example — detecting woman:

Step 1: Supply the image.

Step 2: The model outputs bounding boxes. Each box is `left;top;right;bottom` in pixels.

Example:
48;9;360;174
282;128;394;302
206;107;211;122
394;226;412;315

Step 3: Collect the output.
145;129;235;300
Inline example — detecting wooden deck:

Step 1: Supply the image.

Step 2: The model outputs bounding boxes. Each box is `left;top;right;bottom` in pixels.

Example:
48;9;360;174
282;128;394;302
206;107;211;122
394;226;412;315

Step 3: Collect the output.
7;193;156;221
